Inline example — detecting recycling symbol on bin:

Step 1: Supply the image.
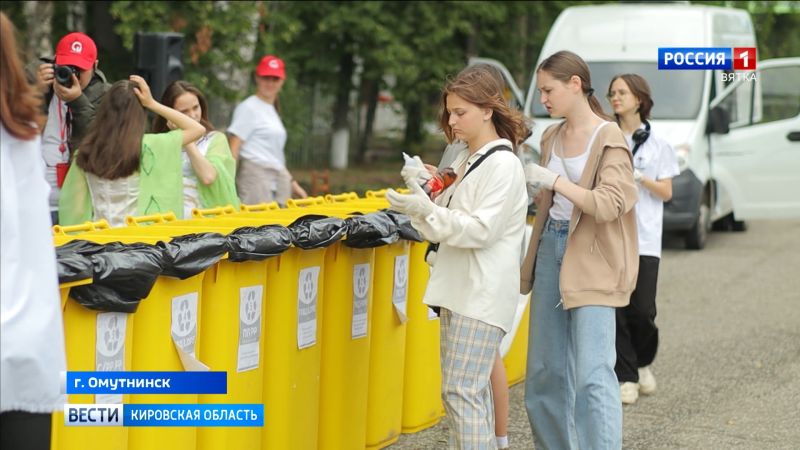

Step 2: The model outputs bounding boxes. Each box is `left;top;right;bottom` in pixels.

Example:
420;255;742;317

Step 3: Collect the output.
174;298;194;337
354;266;368;298
395;259;407;288
98;314;123;357
243;290;259;324
300;271;315;305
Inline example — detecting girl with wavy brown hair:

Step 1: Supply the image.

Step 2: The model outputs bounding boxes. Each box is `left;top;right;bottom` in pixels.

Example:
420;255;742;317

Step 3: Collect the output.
387;64;530;449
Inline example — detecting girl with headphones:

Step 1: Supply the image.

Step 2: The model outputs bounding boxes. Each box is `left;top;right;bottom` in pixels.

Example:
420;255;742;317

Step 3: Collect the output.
607;74;680;405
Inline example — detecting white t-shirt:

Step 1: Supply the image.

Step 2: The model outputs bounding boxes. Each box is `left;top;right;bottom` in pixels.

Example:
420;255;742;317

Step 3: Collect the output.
227;95;287;171
625;126;680;258
1;125;66;413
547;122;610;221
41;96;70;211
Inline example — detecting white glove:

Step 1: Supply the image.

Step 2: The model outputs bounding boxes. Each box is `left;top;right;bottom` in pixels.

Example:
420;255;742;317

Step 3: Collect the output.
633;169;644;183
524;163;559;191
400;155;432;190
386;183;435;219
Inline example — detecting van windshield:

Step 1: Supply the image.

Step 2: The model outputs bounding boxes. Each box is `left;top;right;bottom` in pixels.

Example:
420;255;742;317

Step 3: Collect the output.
532;62;705;120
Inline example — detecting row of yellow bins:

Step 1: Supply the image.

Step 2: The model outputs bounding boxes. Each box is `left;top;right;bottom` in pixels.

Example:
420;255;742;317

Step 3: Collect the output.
51;190;531;450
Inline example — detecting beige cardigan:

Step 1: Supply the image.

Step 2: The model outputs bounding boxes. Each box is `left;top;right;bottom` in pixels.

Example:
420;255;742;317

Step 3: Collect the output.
520;121;639;309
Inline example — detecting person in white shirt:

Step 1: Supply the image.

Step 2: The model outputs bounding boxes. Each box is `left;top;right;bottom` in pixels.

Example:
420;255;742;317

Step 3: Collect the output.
227;55;307;205
386;64;529;449
1;13;66;450
607;74;679;405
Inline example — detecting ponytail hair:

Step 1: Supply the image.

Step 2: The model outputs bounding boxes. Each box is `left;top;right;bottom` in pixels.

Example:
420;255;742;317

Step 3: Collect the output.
537;50;611;120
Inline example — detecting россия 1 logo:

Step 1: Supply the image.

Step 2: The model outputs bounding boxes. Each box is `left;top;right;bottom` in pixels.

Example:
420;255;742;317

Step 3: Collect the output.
659;47;756;70
659;47;757;82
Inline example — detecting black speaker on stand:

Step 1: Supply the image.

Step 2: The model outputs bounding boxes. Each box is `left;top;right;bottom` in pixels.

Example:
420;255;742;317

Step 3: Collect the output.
134;32;184;103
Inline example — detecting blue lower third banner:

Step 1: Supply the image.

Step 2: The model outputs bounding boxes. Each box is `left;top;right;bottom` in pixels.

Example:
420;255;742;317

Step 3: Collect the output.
65;404;264;427
66;371;227;394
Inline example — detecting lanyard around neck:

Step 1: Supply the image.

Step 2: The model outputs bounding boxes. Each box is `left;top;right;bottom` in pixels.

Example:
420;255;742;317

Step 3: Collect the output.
57;99;70;160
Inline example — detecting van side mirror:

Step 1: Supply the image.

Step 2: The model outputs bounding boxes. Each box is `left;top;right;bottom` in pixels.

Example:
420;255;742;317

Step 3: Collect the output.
708;106;731;135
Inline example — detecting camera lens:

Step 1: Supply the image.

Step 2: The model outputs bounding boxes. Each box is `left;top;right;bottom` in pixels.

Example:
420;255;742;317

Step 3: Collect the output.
54;65;76;88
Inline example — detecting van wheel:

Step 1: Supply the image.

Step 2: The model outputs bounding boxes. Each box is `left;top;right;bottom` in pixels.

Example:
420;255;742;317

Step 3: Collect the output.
685;203;710;250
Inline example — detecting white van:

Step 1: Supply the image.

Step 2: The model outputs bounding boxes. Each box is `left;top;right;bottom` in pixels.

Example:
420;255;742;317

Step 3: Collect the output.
477;3;800;249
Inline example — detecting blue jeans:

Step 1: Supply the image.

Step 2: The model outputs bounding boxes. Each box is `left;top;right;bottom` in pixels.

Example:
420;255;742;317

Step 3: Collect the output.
524;219;622;450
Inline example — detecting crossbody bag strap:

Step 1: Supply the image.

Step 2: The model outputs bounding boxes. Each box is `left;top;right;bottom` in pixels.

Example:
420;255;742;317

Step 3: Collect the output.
445;144;511;208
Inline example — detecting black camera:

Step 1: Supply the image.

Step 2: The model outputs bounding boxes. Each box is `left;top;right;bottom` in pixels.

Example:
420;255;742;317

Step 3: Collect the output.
54;64;79;87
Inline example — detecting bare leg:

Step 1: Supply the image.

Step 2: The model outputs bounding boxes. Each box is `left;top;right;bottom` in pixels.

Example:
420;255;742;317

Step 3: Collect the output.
491;352;509;447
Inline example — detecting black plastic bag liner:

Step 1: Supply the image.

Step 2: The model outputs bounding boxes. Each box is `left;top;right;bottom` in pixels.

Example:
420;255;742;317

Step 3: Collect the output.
69;242;164;313
288;214;347;249
158;233;229;279
383;209;424;242
226;225;293;262
55;240;106;283
343;212;400;248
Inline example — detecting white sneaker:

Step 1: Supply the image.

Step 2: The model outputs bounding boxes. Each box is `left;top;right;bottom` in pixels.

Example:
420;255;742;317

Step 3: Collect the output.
638;366;657;395
620;382;639;405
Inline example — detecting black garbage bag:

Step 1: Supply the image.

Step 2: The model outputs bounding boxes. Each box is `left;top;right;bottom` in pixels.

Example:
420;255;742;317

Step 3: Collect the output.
55;240;106;283
158;233;229;279
226;225;293;262
382;209;424;242
343;212;400;248
288;214;347;249
69;242;164;313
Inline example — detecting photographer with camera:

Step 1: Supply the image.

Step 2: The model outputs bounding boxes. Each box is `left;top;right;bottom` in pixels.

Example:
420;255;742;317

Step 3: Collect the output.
34;32;109;224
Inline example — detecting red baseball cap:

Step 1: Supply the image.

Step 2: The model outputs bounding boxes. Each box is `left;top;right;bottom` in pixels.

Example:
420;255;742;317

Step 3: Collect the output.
256;55;285;79
55;32;97;71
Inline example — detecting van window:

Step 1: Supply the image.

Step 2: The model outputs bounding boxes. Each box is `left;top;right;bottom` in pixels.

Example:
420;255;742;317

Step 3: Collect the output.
757;66;800;124
532;62;704;120
718;76;754;128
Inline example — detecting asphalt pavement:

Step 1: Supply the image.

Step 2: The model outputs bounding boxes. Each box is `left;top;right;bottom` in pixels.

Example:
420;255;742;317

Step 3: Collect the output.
392;220;800;449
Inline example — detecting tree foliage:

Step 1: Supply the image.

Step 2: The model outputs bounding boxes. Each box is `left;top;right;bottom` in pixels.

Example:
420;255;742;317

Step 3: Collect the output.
2;0;797;166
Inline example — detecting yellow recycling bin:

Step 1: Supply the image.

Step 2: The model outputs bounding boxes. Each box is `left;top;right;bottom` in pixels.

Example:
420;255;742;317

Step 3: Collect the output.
503;299;531;386
56;227;208;450
285;201;412;449
262;242;327;449
317;239;375;450
123;217;276;450
318;197;445;434
52;232;133;450
286;206;382;450
502;216;536;386
196;209;331;449
365;239;410;449
401;241;444;433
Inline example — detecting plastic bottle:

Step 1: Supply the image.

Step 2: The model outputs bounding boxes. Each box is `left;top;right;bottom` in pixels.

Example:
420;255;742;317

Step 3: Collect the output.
403;152;442;196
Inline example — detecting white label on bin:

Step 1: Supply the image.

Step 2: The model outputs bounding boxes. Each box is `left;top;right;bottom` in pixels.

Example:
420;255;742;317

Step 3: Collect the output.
392;255;409;323
237;285;263;372
352;263;370;339
297;266;320;349
171;292;208;371
95;312;126;404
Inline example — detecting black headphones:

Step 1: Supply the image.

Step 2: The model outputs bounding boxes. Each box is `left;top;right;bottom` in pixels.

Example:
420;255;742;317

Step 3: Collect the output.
631;119;651;156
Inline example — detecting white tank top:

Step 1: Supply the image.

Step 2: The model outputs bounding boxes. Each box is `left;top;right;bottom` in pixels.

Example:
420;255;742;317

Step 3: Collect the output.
85;172;140;227
548;122;609;221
